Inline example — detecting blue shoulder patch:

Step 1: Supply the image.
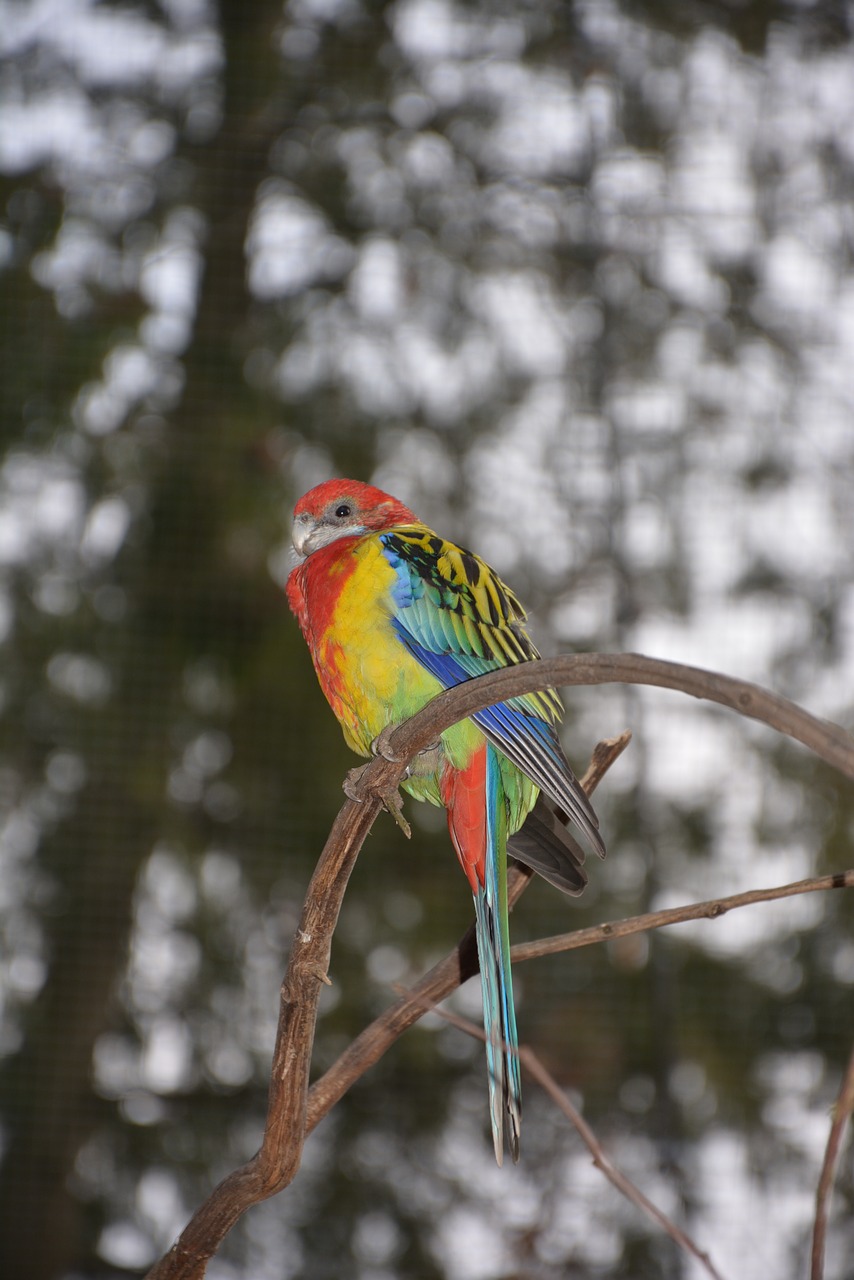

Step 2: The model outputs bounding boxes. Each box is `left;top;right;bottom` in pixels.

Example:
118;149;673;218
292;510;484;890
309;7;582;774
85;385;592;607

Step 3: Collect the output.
380;534;425;610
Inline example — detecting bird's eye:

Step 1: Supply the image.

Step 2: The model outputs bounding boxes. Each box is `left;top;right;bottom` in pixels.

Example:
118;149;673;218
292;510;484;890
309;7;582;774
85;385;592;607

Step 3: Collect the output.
335;503;352;519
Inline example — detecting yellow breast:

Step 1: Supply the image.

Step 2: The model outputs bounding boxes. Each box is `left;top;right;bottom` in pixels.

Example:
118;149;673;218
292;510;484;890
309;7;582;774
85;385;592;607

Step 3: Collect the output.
317;536;444;756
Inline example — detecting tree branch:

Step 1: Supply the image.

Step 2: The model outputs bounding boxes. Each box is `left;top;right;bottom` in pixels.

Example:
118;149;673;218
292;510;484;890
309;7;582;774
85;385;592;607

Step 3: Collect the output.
511;870;854;964
145;655;854;1278
305;867;854;1146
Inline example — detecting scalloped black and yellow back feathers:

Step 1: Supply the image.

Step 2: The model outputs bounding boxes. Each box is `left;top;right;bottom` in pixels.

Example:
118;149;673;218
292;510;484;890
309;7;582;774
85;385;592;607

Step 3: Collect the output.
380;527;565;727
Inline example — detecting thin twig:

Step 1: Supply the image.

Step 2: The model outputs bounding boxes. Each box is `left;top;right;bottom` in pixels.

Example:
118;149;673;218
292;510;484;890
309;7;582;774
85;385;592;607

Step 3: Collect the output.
511;871;854;964
399;991;727;1280
811;1043;854;1280
520;1048;727;1280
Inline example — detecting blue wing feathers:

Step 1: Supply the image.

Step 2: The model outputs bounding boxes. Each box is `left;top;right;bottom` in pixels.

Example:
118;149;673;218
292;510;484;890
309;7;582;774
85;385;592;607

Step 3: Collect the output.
392;625;604;857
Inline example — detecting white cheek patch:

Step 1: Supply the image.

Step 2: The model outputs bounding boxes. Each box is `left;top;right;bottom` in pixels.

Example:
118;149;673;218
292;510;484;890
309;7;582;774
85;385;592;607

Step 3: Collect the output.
302;521;369;555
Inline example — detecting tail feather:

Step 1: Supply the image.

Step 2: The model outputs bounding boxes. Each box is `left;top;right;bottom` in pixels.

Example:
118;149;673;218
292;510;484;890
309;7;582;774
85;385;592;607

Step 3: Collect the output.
476;745;521;1164
473;884;521;1164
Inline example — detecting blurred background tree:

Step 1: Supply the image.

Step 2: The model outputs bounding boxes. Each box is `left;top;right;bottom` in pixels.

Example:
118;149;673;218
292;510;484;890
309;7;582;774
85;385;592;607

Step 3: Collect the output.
1;1;854;1277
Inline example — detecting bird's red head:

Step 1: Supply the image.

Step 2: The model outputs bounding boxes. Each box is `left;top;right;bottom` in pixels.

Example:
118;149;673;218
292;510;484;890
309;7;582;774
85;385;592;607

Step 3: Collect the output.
291;479;418;558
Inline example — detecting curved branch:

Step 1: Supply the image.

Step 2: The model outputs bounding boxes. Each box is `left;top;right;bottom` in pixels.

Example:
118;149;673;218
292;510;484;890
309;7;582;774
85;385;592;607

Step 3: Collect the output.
380;653;854;782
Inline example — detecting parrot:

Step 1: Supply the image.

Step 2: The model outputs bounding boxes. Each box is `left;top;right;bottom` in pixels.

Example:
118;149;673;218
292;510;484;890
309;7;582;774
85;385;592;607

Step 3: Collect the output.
286;478;605;1164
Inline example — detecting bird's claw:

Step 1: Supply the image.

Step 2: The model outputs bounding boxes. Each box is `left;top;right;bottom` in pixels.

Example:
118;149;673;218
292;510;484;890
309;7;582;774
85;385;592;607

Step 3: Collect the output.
370;724;402;762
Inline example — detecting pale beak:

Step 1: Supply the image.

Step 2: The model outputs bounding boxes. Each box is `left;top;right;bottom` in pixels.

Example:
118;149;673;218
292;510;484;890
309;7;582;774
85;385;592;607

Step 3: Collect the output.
291;512;314;558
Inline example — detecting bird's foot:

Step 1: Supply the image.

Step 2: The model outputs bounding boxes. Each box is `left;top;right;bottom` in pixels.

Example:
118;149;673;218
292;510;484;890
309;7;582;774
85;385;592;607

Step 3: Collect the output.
343;762;412;839
343;762;371;801
370;727;442;780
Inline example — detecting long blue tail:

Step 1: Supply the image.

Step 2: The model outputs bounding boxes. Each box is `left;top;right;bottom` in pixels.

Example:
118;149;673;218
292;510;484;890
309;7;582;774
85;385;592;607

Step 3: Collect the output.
473;745;521;1164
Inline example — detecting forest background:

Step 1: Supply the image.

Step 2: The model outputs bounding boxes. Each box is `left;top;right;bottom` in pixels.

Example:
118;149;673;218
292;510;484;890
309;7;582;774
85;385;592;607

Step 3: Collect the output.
2;2;854;1278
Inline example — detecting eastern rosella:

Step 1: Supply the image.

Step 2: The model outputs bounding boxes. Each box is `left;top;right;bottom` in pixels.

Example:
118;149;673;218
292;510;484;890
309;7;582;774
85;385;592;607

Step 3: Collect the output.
286;479;605;1163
